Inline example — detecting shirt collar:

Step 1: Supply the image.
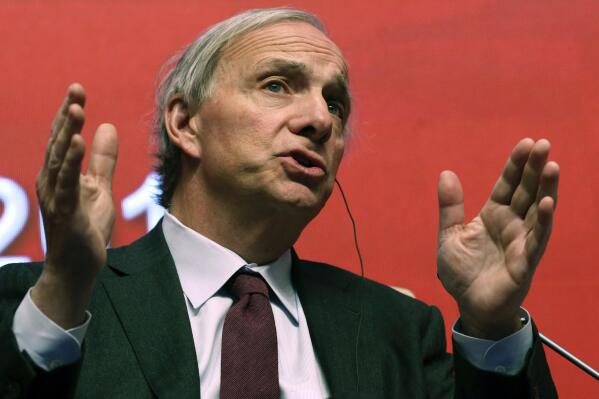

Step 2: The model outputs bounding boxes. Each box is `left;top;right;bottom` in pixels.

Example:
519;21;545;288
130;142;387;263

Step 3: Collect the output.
161;212;299;323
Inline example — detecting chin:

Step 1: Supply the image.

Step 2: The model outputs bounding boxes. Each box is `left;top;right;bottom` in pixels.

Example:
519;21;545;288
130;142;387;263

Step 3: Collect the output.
272;181;332;216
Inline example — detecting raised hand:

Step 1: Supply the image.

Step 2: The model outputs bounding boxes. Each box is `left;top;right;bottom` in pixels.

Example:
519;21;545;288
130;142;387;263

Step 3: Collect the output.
437;138;559;339
31;84;118;328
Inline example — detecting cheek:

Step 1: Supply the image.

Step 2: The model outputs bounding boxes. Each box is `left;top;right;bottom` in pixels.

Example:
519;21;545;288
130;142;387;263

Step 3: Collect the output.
198;95;285;171
329;139;346;175
210;120;278;174
235;111;285;160
202;105;260;154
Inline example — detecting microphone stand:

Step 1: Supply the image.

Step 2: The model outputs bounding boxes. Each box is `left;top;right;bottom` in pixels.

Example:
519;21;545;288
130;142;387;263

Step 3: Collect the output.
540;333;599;381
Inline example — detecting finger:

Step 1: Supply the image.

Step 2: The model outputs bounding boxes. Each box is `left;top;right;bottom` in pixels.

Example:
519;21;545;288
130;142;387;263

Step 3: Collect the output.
525;196;556;266
489;138;534;205
525;160;559;223
537;161;560;212
510;139;551;218
54;135;86;214
86;123;119;185
46;104;85;188
438;170;465;231
45;84;86;168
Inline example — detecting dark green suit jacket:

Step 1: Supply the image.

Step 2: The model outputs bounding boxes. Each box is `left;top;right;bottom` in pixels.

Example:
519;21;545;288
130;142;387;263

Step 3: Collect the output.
0;223;557;398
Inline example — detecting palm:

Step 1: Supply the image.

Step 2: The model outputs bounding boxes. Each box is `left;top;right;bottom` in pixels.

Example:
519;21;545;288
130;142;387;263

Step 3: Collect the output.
80;174;115;244
439;205;531;317
437;139;559;337
41;172;114;273
76;171;116;264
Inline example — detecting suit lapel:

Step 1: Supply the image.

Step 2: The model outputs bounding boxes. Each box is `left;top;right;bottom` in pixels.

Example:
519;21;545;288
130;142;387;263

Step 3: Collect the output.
101;223;201;399
292;253;362;395
98;228;365;398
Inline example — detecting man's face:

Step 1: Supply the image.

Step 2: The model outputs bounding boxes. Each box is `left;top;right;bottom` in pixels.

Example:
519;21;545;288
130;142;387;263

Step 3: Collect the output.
190;21;350;220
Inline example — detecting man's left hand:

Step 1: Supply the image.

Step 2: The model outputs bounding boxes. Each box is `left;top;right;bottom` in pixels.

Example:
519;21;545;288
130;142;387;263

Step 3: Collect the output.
437;138;559;340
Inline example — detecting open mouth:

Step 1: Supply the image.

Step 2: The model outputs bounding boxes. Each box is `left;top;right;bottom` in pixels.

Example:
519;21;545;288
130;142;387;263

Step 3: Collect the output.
292;153;316;168
286;150;326;172
280;149;327;184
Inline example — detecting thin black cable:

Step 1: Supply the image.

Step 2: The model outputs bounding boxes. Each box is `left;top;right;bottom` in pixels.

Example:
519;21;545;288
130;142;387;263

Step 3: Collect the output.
335;178;364;277
335;178;364;392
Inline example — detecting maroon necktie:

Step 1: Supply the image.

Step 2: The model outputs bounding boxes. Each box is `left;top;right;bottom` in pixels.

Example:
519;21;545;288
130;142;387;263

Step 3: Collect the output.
220;272;279;399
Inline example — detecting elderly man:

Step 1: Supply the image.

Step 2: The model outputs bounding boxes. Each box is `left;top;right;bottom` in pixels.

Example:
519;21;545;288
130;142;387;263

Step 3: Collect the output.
0;8;558;399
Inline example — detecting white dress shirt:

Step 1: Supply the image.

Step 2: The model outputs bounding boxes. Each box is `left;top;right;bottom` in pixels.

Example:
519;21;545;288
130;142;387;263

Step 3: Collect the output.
12;211;533;396
161;212;330;398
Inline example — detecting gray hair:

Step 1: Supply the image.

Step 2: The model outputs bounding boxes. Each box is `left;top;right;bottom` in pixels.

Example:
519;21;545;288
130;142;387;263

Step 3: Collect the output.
154;8;329;208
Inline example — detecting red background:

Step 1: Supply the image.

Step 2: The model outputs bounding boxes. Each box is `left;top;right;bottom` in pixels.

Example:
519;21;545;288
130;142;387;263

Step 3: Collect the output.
1;0;598;396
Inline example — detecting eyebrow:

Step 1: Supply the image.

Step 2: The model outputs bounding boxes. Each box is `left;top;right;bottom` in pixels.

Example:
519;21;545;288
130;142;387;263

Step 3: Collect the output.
254;58;308;80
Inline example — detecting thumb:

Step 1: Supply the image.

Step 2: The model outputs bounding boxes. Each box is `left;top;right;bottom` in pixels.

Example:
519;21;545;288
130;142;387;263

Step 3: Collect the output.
87;123;119;185
438;170;465;231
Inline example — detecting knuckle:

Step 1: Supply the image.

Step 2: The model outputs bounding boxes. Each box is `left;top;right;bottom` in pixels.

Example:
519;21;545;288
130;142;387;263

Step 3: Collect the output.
47;157;61;173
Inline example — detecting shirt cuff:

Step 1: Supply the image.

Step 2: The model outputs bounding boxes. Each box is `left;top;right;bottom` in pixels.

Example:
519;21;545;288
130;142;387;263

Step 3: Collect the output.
12;288;91;371
452;308;532;375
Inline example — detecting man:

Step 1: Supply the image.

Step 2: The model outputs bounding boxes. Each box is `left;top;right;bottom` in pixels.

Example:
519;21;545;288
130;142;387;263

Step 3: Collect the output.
0;8;558;398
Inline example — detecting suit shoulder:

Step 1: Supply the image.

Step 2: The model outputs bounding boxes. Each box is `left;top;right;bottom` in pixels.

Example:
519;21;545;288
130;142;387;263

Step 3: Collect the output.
105;223;167;264
298;259;433;315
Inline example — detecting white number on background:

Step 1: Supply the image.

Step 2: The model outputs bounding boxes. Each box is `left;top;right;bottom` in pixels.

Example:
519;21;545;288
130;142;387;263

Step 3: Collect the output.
121;173;165;231
0;177;31;267
39;209;46;255
0;173;164;268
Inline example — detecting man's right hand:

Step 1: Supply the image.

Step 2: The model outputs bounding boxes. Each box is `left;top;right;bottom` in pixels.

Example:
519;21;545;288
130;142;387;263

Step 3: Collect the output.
31;83;118;329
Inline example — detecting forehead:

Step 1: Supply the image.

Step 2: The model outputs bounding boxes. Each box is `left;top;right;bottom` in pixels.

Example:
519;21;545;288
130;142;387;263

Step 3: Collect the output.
220;21;348;78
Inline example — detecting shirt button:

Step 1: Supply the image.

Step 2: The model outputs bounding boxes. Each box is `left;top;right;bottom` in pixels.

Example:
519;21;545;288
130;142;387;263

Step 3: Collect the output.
495;365;507;373
4;380;21;399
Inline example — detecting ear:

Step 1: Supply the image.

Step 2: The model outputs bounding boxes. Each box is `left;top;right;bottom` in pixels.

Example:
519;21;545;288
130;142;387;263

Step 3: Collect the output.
164;96;202;159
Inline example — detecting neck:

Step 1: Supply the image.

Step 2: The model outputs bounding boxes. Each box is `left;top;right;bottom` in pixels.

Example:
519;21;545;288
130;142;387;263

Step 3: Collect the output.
169;181;312;265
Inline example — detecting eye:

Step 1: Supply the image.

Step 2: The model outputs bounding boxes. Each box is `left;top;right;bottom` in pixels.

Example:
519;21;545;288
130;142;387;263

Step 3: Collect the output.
265;81;285;93
327;101;344;118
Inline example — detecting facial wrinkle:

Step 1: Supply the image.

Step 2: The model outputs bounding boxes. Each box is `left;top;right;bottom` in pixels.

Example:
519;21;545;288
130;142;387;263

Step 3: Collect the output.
222;23;347;74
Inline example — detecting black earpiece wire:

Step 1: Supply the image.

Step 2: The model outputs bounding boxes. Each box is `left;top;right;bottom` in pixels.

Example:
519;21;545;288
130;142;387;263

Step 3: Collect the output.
335;178;364;277
335;178;364;392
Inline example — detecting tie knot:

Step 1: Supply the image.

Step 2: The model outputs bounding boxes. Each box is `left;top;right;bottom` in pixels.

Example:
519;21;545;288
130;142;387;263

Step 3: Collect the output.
229;272;270;298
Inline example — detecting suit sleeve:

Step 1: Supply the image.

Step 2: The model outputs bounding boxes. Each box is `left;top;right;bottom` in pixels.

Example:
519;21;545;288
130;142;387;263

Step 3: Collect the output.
0;263;81;399
419;305;455;399
420;306;557;399
453;321;557;399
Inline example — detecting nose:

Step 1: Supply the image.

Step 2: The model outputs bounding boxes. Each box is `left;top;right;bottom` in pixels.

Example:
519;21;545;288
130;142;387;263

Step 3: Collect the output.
288;92;333;143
